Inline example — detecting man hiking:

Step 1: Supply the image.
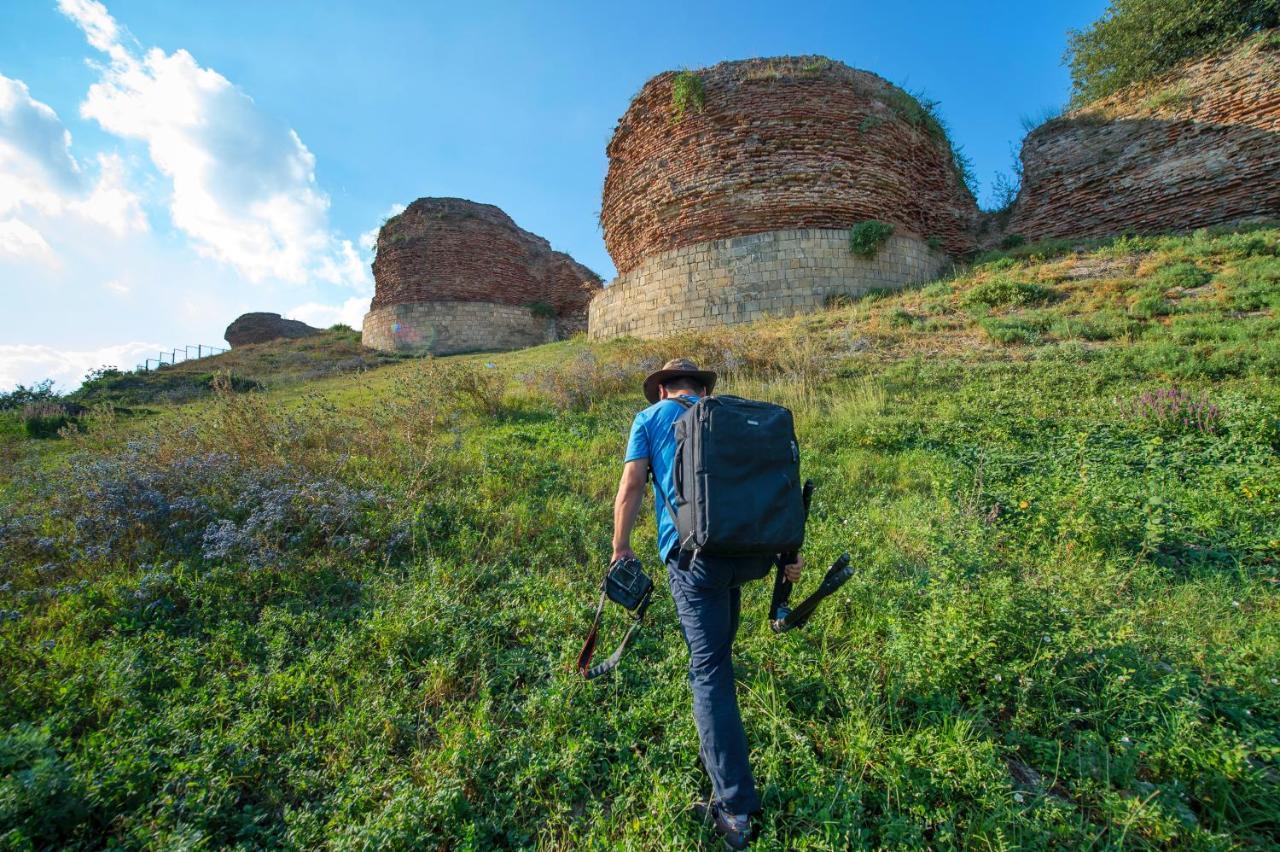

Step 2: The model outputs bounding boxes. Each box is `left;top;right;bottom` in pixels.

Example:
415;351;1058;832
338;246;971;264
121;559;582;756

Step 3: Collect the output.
610;358;803;849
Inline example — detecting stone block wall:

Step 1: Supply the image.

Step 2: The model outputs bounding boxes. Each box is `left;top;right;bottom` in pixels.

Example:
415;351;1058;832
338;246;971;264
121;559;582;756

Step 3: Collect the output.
588;228;945;340
363;301;560;355
1007;34;1280;242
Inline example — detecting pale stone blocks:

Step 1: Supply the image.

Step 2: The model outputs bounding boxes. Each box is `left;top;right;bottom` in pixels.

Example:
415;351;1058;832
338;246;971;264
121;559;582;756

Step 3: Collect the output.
588;227;946;340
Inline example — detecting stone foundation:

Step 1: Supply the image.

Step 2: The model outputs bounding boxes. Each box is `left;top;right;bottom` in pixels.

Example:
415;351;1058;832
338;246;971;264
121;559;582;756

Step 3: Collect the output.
363;301;559;355
588;227;945;340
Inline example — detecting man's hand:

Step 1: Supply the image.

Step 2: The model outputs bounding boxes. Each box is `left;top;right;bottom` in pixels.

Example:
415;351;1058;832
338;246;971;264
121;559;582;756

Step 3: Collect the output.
611;546;638;564
783;555;804;582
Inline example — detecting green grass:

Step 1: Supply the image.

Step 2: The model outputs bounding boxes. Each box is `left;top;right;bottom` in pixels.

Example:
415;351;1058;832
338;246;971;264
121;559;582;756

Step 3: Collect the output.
68;328;400;406
2;226;1279;847
849;220;895;259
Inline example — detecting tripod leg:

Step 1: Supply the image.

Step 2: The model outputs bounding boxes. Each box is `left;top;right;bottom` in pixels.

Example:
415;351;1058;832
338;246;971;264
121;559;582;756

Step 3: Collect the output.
774;553;853;632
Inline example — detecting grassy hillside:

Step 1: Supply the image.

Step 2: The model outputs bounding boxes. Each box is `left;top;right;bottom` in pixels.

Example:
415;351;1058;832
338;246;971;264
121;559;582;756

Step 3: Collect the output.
68;327;400;407
2;226;1279;848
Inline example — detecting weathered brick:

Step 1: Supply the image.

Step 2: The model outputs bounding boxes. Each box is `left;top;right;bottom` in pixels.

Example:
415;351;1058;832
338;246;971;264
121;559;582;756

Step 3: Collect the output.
364;197;601;354
1007;38;1280;243
600;56;978;276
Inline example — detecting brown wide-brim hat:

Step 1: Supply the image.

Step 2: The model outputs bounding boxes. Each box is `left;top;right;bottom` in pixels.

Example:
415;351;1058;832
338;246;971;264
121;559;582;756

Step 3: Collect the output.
642;358;717;404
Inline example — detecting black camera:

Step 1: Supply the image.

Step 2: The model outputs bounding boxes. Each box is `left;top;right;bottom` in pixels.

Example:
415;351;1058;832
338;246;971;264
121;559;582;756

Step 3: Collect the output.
604;557;653;611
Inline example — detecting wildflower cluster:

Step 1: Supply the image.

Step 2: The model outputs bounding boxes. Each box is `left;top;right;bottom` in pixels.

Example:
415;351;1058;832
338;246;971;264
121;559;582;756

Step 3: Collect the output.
7;441;397;571
1118;386;1221;434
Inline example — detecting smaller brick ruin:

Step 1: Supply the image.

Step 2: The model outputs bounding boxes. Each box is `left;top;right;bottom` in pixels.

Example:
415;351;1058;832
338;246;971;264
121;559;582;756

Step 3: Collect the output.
1007;35;1280;243
363;198;602;354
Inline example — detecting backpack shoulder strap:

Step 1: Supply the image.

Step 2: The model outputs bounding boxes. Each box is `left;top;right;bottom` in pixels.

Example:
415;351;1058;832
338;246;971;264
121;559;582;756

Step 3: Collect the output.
648;460;680;530
644;395;693;530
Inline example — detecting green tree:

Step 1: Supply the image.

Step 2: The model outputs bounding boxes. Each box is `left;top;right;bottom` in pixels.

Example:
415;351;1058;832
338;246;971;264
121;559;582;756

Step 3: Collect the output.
1065;0;1278;104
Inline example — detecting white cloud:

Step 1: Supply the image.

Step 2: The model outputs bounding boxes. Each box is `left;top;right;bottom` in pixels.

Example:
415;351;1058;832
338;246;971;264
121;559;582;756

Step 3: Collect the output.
72;153;147;236
58;0;127;60
0;73;82;215
0;340;164;392
287;296;368;330
0;219;57;264
59;0;370;292
103;277;130;296
0;71;146;260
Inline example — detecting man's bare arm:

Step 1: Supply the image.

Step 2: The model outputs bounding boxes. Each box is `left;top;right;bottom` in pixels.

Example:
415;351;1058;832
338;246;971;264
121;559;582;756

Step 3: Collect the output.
611;458;649;563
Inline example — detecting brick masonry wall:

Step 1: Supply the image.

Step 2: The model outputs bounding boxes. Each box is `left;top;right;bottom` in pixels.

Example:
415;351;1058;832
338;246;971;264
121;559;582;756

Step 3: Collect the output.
1008;35;1280;242
362;301;566;355
588;228;946;340
601;56;978;275
371;197;601;316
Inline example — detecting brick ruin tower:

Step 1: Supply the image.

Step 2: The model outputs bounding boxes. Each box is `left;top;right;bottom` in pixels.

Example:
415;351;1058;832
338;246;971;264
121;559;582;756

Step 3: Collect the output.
589;56;979;340
362;198;602;354
1006;34;1280;244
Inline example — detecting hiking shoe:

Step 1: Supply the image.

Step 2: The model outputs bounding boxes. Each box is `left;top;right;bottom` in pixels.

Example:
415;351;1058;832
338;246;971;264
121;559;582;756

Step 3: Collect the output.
693;801;753;850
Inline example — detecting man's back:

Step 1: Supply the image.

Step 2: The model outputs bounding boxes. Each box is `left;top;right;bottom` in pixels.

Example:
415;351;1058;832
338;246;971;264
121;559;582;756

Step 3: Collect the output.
624;394;698;560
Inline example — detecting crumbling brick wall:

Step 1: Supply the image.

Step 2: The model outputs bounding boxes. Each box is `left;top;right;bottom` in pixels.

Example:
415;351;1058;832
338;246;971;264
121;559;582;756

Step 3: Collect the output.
370;197;601;320
600;56;978;275
1008;35;1280;242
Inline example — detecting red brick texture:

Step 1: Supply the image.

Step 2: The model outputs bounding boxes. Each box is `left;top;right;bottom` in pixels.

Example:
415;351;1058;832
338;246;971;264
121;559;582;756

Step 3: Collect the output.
1008;36;1280;242
600;56;978;275
370;197;602;319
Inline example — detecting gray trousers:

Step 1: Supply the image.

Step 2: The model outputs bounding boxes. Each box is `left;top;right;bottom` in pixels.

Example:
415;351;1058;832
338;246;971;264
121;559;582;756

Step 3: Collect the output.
664;547;772;815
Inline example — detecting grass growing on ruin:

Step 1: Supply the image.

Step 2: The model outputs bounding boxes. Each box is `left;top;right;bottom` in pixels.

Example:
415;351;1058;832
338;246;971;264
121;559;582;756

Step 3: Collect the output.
848;220;895;258
670;71;705;122
2;226;1279;848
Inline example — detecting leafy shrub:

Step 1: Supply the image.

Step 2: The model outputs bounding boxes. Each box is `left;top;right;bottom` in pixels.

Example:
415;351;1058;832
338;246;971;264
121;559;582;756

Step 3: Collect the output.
670;70;705;122
1153;261;1212;290
1066;0;1278;104
529;351;636;412
0;726;89;847
999;234;1027;250
963;278;1054;309
979;317;1043;345
849;220;895;258
436;362;507;417
1216;256;1280;311
21;403;81;439
1051;311;1136;341
526;300;556;319
1217;391;1280;450
1118;386;1221;433
1129;292;1175;318
888;308;917;328
72;368;261;407
0;379;59;411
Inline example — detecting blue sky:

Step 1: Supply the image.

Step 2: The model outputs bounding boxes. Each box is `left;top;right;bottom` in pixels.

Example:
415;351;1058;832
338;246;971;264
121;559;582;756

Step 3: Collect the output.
0;0;1106;390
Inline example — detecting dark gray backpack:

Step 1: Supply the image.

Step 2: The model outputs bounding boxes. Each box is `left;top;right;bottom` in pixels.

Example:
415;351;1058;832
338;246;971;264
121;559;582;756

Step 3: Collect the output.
659;395;805;556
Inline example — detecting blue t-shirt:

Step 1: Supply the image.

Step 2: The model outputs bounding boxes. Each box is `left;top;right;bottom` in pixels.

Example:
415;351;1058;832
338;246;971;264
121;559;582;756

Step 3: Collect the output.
624;394;699;560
